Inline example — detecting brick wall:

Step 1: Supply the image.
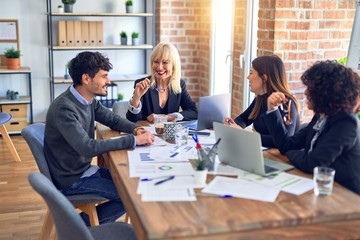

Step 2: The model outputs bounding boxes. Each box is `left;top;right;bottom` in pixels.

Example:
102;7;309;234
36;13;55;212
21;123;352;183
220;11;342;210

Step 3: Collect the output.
155;0;212;102
257;0;356;122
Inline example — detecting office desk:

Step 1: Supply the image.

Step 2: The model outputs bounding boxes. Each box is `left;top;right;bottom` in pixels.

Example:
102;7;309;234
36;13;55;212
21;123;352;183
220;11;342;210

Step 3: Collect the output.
96;123;360;240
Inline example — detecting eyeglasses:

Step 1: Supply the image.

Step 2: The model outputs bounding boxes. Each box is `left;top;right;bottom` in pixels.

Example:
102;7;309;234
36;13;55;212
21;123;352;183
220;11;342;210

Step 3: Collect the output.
279;99;293;126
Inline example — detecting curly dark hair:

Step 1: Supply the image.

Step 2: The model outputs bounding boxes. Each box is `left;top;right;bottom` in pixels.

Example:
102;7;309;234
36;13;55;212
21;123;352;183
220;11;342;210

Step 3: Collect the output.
69;51;113;87
301;60;360;115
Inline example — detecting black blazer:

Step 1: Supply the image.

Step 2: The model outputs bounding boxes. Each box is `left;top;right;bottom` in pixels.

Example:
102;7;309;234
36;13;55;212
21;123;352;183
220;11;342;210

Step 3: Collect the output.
234;94;300;148
126;78;198;122
264;110;360;195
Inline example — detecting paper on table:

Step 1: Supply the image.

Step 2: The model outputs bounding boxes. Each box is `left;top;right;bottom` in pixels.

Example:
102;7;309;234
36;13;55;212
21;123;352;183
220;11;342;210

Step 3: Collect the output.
128;145;188;163
129;161;194;178
238;171;313;195
202;176;280;202
141;187;196;202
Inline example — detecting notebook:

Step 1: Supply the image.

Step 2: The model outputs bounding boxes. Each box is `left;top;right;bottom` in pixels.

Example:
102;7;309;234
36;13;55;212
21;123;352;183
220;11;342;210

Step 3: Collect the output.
179;93;231;131
213;122;294;176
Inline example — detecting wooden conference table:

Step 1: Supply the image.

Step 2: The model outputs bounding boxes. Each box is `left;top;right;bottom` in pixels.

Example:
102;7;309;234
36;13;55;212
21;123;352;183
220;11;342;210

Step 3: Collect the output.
96;123;360;240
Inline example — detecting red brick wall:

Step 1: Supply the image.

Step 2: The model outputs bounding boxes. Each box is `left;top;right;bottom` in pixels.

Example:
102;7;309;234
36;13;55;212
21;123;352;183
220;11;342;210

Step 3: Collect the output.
155;0;212;102
257;0;356;122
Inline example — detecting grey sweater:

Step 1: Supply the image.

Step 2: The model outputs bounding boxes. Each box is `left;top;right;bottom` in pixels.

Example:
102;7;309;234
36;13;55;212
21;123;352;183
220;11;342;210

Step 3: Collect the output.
44;88;137;190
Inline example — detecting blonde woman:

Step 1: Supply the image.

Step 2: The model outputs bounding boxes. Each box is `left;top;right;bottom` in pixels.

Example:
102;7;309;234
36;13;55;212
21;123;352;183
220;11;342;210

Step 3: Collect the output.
224;55;300;148
126;42;197;123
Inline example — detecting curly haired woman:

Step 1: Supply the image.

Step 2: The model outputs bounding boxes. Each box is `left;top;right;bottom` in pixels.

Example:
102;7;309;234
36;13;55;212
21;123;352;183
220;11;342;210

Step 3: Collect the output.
265;60;360;194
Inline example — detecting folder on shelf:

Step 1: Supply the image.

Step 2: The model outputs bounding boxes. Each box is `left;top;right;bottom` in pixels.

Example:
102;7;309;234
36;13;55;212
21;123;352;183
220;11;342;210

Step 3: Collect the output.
74;21;82;47
89;21;97;46
58;20;67;46
66;21;75;46
81;21;89;46
96;21;104;46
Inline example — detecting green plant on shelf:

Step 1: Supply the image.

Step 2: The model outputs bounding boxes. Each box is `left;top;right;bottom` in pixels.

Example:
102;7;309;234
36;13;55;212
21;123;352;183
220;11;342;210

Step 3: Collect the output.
131;32;139;38
120;31;127;38
125;0;133;6
117;93;124;101
4;47;20;58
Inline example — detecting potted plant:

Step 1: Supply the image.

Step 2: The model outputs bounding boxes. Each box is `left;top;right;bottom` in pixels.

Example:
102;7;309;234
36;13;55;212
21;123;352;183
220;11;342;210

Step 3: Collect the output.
117;93;124;101
131;32;139;46
125;0;133;13
193;156;208;185
4;47;21;70
120;31;127;45
62;0;76;13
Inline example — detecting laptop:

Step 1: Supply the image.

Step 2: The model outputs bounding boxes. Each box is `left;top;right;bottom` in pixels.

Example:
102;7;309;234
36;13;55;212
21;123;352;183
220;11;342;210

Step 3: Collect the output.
213;122;294;176
179;93;231;131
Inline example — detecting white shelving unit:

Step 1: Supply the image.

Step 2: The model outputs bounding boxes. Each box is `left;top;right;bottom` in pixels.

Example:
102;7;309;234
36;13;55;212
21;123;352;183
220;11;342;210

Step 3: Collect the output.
0;67;33;134
46;0;155;104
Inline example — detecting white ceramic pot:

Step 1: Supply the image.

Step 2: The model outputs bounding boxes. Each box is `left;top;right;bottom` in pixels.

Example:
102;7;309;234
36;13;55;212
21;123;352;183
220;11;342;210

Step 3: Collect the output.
194;169;208;185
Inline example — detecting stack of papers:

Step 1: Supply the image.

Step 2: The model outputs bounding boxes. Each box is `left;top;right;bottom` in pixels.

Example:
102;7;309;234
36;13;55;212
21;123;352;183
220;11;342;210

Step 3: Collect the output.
126;130;313;202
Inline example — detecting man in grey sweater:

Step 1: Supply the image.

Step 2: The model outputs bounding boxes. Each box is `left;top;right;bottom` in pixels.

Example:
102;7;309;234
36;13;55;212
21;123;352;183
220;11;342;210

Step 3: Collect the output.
44;51;154;225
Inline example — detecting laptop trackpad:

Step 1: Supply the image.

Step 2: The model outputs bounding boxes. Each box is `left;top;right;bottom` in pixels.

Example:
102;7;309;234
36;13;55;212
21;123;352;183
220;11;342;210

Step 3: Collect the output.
264;158;294;172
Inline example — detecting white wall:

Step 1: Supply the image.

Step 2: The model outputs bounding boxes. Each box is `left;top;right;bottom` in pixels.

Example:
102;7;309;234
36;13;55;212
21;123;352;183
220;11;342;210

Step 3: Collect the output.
1;0;148;122
1;1;49;122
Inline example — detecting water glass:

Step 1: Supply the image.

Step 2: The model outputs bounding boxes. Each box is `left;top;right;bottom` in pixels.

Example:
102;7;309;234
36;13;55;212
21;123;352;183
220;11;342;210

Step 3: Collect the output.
313;166;335;196
175;125;189;147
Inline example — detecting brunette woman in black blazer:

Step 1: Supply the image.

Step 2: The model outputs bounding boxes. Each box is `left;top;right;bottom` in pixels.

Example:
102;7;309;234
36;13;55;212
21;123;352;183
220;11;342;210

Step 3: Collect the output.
126;43;197;123
224;55;300;148
265;60;360;195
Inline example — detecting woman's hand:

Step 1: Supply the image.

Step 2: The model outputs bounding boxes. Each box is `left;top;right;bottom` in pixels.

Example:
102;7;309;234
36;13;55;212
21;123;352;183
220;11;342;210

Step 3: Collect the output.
146;113;155;123
224;117;240;128
267;92;288;111
131;78;151;107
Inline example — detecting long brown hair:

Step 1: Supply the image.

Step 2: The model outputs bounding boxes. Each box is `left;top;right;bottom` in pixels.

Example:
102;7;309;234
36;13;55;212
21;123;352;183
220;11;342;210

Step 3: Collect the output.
249;55;299;119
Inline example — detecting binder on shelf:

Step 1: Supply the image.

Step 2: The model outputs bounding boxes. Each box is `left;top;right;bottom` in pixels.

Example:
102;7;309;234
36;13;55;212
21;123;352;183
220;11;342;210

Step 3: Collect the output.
58;20;67;46
66;21;75;46
96;21;104;46
74;21;82;47
89;21;97;46
81;21;89;46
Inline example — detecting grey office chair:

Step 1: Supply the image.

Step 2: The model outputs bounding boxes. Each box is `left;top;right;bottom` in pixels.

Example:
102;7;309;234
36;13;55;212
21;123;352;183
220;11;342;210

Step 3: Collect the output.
28;172;137;240
21;123;108;239
112;100;128;119
0;112;21;162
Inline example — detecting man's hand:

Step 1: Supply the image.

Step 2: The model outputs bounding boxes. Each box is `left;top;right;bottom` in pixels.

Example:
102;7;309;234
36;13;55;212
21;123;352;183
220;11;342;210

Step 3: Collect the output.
135;131;154;146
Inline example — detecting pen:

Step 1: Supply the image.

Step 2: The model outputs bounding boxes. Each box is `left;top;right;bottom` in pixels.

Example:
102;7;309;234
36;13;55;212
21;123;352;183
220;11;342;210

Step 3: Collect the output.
154;176;175;185
226;118;232;124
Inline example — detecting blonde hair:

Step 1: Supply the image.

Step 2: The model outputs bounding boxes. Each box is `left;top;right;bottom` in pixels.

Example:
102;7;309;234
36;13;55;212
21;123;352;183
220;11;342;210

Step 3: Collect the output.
150;42;182;94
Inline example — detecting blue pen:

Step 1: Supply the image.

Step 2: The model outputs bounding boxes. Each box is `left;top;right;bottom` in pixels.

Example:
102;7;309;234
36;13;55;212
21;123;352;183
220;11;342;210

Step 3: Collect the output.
154;176;175;185
221;194;233;198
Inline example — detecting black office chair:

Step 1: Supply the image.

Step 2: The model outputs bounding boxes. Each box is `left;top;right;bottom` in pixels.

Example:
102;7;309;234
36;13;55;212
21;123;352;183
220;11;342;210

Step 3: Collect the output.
22;123;108;239
28;172;136;240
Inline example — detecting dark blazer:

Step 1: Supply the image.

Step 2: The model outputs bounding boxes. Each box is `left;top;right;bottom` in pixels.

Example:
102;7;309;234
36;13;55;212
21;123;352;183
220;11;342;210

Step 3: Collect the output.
264;110;360;195
126;78;198;122
234;94;300;148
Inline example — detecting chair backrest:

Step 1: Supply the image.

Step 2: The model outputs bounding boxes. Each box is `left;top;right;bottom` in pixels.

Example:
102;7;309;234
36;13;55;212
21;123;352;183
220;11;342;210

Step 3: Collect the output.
21;123;52;180
28;172;95;240
112;101;128;119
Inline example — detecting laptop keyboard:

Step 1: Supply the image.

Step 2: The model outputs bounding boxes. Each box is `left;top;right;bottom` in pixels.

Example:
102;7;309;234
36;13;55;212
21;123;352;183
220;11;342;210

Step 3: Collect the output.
264;164;278;173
